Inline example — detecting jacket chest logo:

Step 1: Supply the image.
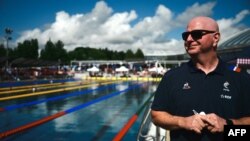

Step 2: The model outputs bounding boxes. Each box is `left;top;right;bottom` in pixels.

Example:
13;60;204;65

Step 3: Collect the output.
221;81;232;100
183;82;191;89
223;81;230;92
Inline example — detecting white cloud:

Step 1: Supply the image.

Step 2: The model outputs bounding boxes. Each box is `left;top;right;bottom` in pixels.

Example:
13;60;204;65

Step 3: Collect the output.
217;9;250;43
176;2;216;27
15;1;249;56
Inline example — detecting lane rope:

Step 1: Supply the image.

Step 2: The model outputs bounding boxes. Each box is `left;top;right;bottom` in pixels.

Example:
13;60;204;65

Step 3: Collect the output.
0;83;117;112
0;81;117;101
112;93;154;141
0;84;142;139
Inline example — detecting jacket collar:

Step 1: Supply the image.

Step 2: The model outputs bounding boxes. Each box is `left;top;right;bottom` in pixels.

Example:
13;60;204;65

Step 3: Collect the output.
187;58;226;75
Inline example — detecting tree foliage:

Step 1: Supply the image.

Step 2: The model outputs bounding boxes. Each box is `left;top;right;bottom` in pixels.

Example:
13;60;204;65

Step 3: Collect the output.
40;40;68;62
0;44;6;57
135;48;144;58
125;49;134;59
68;47;127;60
16;39;39;59
6;39;144;65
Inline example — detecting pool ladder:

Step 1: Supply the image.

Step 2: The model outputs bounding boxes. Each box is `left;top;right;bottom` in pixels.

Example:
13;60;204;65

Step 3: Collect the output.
137;101;170;141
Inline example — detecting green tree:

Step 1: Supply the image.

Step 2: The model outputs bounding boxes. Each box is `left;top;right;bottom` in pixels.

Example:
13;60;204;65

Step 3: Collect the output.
40;40;68;64
68;46;127;61
0;44;6;57
103;48;112;60
16;39;39;59
55;40;68;63
125;49;134;60
40;40;55;60
117;51;125;60
135;48;144;59
7;48;15;59
68;47;88;60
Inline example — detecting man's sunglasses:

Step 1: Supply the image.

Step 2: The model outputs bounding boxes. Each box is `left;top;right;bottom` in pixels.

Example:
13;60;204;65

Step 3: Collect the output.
182;30;216;41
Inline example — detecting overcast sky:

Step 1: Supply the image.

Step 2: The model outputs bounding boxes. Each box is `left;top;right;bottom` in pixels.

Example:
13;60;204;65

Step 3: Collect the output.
1;0;250;56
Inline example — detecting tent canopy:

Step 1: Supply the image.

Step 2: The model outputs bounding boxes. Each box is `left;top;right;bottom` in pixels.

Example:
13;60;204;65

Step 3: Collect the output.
115;66;129;72
87;66;100;72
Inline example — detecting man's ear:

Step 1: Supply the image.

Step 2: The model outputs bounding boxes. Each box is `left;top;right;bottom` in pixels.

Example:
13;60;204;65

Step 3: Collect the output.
213;32;220;46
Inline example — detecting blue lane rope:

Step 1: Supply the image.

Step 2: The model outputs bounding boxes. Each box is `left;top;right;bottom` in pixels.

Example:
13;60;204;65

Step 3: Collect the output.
65;84;142;114
0;83;142;139
1;83;117;111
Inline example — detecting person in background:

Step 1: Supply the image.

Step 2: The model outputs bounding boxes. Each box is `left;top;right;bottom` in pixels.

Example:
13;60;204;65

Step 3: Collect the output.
151;16;250;141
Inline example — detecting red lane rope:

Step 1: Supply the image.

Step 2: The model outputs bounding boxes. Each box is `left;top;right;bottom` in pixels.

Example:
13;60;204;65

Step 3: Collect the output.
0;84;141;139
113;93;154;141
0;111;66;139
112;115;138;141
0;108;4;112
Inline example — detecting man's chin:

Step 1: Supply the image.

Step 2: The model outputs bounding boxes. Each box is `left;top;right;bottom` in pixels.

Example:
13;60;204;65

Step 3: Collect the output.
187;49;198;55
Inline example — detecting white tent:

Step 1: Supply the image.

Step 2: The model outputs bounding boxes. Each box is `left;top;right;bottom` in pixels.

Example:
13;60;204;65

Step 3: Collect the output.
115;66;129;72
148;67;166;73
148;67;159;72
87;66;100;72
148;61;166;74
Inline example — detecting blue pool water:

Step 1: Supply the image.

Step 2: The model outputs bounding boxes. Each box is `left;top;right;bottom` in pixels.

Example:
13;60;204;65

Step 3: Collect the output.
0;79;159;141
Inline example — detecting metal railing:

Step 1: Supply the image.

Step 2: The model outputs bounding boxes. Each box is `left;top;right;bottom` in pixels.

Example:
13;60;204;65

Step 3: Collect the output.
137;101;168;141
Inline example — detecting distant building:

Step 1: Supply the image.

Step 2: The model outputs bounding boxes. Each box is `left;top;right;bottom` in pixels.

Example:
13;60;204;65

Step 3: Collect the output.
216;28;250;73
218;28;250;62
145;54;189;61
145;28;250;69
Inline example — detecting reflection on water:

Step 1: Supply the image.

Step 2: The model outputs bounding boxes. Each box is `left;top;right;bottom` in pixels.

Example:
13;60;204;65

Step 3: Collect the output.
150;83;158;92
54;113;81;133
0;81;159;141
115;83;129;91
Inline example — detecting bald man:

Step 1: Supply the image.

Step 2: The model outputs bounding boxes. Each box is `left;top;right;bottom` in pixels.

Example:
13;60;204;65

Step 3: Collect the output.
151;16;250;141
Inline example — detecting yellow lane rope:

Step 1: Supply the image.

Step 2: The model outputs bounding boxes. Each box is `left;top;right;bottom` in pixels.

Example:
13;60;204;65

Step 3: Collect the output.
0;82;63;91
0;80;91;91
0;81;120;101
0;80;101;95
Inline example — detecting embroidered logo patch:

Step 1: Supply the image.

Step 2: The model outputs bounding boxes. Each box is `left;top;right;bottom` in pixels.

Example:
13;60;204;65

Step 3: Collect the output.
183;82;191;89
220;94;232;100
223;81;230;92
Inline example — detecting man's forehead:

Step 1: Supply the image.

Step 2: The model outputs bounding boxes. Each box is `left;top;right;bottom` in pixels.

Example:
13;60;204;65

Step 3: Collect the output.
187;20;215;31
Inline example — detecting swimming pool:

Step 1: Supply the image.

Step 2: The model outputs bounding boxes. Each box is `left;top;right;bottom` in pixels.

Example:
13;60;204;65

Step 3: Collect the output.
0;79;158;141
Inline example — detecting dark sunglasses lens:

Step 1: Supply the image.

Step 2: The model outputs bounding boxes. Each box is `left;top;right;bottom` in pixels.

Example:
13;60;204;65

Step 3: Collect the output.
191;31;203;40
182;30;204;41
182;32;189;40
